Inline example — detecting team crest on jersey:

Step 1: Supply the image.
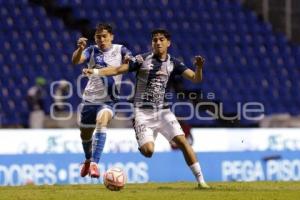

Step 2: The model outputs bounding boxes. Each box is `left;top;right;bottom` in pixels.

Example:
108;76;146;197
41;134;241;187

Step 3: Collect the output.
95;55;107;66
111;49;118;57
95;55;104;63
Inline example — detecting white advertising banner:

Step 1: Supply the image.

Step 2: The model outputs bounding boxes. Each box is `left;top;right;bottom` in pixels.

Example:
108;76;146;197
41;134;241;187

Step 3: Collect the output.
192;128;300;152
0;128;300;154
0;129;171;154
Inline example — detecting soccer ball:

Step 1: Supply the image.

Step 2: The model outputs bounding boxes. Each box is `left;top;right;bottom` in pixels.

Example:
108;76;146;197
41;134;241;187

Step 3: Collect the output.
103;167;126;191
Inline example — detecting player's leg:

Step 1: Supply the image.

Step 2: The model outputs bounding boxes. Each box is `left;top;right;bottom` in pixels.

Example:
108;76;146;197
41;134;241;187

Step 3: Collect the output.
80;127;94;159
171;135;209;188
139;141;155;158
134;122;155;158
90;108;113;178
159;110;210;188
172;135;196;164
133;109;156;158
79;127;94;177
79;103;98;177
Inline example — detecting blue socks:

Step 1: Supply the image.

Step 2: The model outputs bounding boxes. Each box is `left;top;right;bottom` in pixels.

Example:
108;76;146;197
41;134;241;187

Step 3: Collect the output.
91;127;107;163
82;139;92;160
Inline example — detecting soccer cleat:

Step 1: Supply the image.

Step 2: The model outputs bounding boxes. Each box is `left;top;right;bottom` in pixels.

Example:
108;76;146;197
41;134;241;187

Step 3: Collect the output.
198;182;210;189
89;162;100;178
80;160;91;177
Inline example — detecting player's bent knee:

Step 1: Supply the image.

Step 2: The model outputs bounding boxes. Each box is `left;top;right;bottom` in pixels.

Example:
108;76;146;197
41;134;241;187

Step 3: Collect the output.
96;113;111;128
139;143;154;158
141;149;153;158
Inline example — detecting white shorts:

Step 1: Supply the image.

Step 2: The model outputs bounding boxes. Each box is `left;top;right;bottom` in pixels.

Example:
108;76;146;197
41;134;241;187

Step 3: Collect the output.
133;108;184;147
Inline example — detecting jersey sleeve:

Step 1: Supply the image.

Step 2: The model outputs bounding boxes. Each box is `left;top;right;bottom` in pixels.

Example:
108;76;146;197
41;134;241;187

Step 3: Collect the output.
173;58;189;75
121;45;133;62
82;46;93;61
128;54;143;72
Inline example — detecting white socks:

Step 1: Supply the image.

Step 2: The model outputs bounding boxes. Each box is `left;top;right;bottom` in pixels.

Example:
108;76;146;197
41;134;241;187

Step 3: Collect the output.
189;162;205;183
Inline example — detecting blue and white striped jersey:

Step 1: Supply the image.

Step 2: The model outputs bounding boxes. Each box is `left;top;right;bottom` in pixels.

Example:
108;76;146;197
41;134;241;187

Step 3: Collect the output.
128;52;188;109
82;44;131;103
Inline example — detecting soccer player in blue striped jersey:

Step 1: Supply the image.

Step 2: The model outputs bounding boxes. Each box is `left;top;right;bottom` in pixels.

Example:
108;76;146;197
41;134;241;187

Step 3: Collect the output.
72;23;132;178
83;29;210;188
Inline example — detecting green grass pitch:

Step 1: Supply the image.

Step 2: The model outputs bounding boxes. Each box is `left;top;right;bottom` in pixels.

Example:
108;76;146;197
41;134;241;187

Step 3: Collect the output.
1;182;300;200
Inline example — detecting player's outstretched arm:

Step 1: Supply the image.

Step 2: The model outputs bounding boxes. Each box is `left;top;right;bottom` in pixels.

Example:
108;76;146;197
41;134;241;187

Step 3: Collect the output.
182;55;204;83
72;37;88;64
83;64;130;77
83;55;131;76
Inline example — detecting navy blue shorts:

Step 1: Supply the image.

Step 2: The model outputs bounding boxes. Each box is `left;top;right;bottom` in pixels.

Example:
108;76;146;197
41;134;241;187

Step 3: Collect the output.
80;102;114;126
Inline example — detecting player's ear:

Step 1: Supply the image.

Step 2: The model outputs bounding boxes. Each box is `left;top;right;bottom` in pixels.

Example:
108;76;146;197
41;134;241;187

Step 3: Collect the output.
167;40;171;47
111;34;114;41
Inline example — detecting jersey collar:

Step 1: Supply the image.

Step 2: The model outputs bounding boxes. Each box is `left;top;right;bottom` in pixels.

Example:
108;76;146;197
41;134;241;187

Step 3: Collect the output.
153;53;170;62
96;44;113;52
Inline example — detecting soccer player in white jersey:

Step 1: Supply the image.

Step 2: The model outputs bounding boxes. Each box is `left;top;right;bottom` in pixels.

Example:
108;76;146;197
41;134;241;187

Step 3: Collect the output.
72;23;132;178
83;29;210;188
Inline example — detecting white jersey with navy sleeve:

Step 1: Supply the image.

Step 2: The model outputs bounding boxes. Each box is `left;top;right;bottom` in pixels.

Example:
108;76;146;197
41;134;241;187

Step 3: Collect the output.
82;44;131;103
128;53;188;109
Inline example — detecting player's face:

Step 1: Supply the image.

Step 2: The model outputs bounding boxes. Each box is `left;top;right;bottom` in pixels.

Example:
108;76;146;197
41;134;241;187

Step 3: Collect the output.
152;34;170;56
95;30;114;50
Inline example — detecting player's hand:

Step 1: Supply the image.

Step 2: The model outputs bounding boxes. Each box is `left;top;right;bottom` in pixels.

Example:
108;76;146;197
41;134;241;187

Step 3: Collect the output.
82;68;94;76
77;37;88;50
194;55;205;69
123;55;131;64
135;55;144;64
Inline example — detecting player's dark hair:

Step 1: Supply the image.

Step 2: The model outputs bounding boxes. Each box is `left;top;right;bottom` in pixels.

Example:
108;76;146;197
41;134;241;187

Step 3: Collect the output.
96;23;113;34
151;29;171;40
